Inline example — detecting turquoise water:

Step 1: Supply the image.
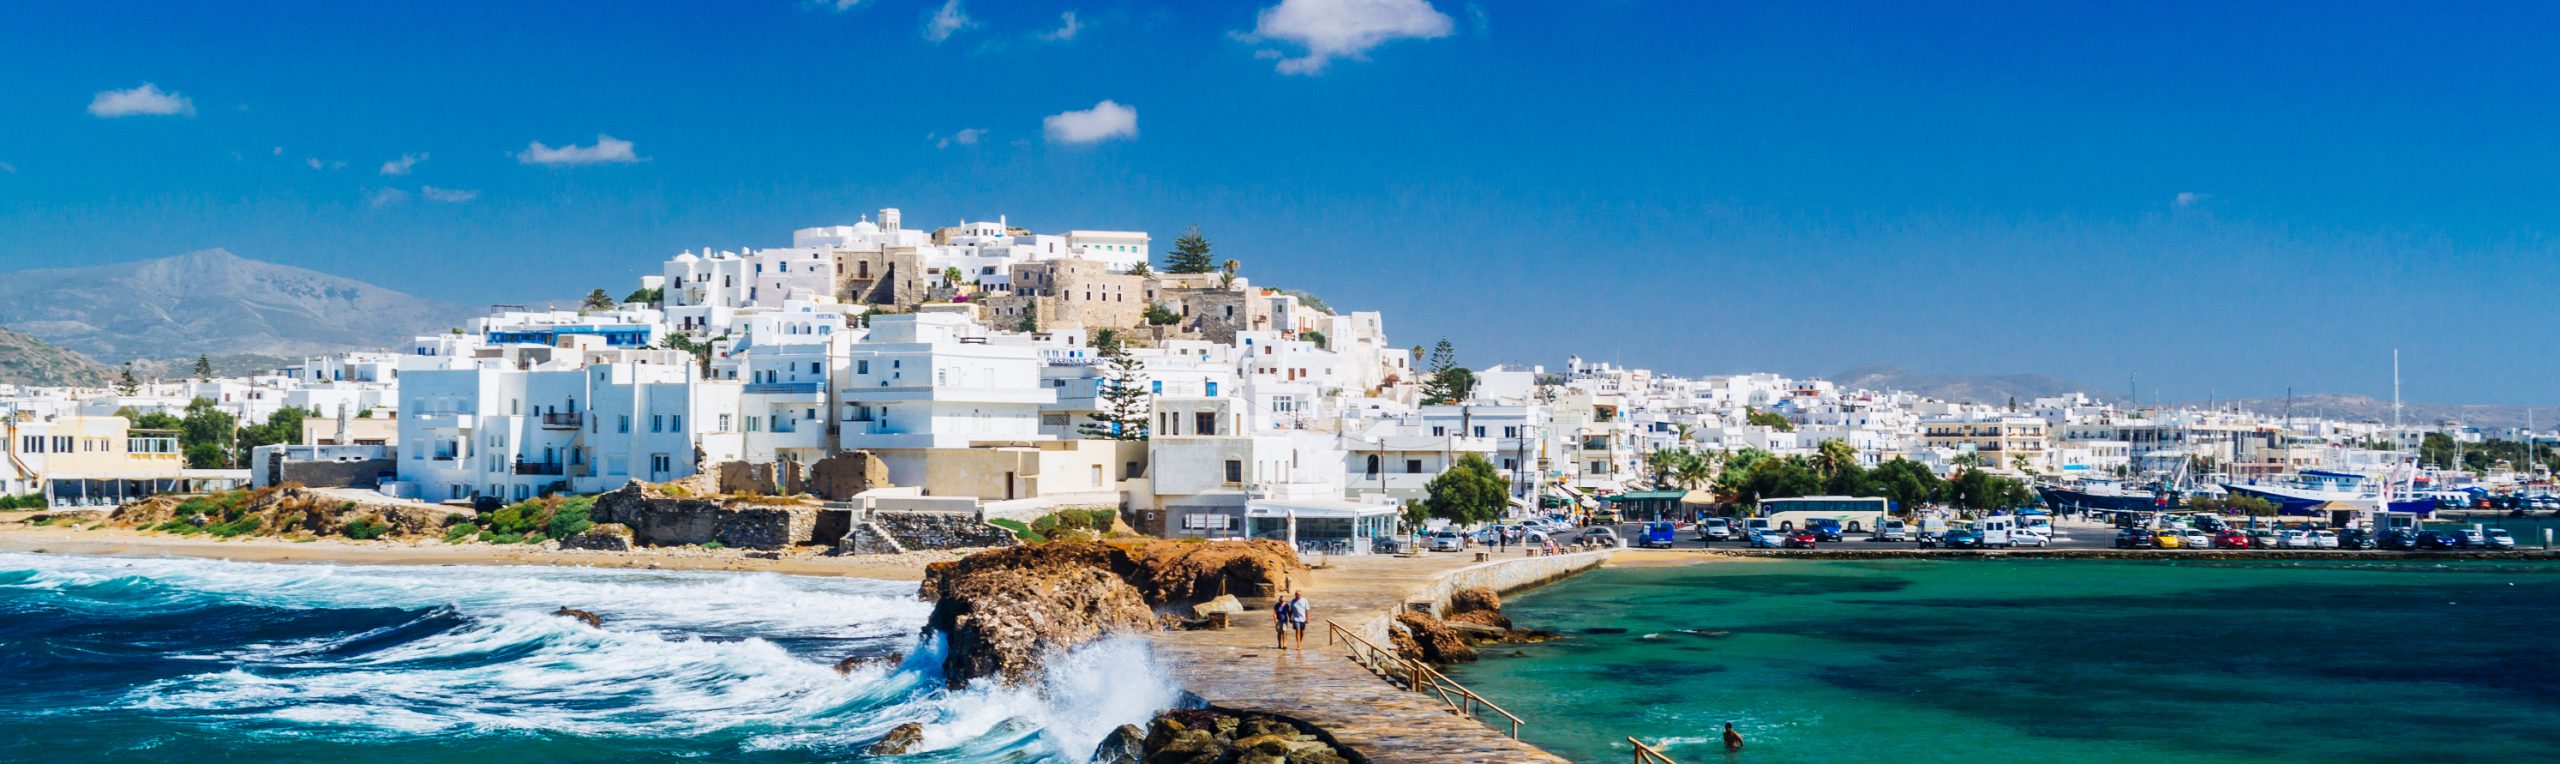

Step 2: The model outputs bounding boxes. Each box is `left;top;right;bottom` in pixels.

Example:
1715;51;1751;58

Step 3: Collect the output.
1445;558;2560;764
0;553;1178;763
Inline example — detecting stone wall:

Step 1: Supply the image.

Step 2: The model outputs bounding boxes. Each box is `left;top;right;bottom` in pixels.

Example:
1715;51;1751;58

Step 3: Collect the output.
838;510;1018;555
588;483;820;550
274;458;398;490
834;248;927;306
806;451;892;500
1348;550;1611;649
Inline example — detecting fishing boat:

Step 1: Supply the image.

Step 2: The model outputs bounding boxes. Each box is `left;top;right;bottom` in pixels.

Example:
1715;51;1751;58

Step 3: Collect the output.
2220;470;2434;516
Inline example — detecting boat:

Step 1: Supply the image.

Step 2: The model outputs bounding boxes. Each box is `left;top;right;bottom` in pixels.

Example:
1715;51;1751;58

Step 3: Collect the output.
2220;470;2434;516
2037;478;2182;512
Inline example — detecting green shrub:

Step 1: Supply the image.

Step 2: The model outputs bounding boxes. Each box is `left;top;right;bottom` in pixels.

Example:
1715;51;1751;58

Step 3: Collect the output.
442;523;478;544
341;518;390;540
28;516;55;527
988;518;1043;543
207;515;262;538
546;497;594;540
701;540;726;550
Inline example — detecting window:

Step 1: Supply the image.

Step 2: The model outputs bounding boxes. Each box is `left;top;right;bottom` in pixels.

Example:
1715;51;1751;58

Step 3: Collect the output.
1504;426;1521;438
650;453;672;474
717;414;733;431
1405;459;1423;474
1180;513;1232;531
618;415;631;433
1365;455;1381;476
1196;412;1218;436
858;360;870;374
650;415;665;433
1224;460;1243;484
1205;381;1218;397
1473;426;1487;438
670;415;683;432
747;417;762;433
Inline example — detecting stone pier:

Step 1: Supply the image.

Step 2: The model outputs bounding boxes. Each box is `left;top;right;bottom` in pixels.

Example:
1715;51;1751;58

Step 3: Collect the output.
1147;549;1610;763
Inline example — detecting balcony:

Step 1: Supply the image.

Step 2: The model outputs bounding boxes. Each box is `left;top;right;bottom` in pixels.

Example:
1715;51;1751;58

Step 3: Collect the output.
413;412;475;430
512;461;566;476
540;412;584;430
744;381;822;395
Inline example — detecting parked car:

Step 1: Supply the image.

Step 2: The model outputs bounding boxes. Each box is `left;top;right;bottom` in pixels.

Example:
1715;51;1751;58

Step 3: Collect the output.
1940;529;1983;549
2377;529;2420;550
1637;521;1678;549
2154;530;2185;549
1425;531;1466;552
2481;528;2518;550
1746;529;1787;548
2304;529;2340;549
2455;528;2488;547
1870;518;1908;542
2276;530;2311;549
2336;528;2378;550
2179;529;2213;549
2011;529;2052;548
2115;528;2157;549
2416;530;2466;550
1574;527;1622;550
2251;529;2282;549
2216;530;2253;549
1698;517;1735;541
1783;529;1819;549
1806;518;1845;543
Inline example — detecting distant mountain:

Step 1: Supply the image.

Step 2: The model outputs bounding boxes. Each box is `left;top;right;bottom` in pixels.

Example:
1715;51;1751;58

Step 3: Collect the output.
2202;394;2544;432
1829;364;2094;405
0;249;485;362
0;327;113;387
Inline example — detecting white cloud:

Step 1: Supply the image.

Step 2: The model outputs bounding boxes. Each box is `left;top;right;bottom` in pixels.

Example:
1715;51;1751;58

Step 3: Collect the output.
515;134;643;166
0;161;15;174
2175;192;2208;209
305;157;347;171
88;83;196;117
1043;100;1138;145
366;187;409;208
421;186;480;203
1247;0;1453;75
931;128;989;149
1039;11;1082;41
272;146;284;157
924;0;975;42
380;153;428;176
821;0;865;10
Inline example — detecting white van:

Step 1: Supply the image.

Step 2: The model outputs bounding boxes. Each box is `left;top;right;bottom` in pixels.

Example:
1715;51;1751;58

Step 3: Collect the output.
1871;518;1908;542
1977;515;2016;548
1741;517;1774;535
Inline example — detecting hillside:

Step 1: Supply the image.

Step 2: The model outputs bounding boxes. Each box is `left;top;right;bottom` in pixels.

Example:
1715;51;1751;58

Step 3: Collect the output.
0;249;484;361
0;327;115;387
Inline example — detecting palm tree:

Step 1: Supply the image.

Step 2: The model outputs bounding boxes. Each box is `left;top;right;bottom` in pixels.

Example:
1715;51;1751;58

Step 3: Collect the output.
1953;450;1984;471
2011;454;2037;475
1813;438;1857;478
1672;450;1717;491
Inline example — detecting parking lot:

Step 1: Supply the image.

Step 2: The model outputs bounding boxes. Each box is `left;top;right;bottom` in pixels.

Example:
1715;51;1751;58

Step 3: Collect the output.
1444;516;2558;557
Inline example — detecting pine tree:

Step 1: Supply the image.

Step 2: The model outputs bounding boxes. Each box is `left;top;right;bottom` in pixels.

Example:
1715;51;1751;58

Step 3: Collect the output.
1079;349;1151;441
115;363;142;396
192;355;214;382
1419;339;1458;404
1164;225;1215;274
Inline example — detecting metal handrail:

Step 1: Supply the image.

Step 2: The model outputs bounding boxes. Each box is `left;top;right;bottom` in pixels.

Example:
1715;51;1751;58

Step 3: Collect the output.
1629;737;1681;764
1324;620;1526;738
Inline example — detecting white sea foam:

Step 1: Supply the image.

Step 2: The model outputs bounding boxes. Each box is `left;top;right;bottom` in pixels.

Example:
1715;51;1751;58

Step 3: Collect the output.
5;552;1186;761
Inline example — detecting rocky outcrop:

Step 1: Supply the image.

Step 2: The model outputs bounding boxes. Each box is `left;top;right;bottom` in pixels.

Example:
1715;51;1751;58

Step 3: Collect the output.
1091;723;1146;764
553;607;602;628
1444;586;1512;630
560;523;635;551
920;543;1158;689
1121;539;1307;605
866;722;925;755
588;481;818;549
1393;611;1475;665
111;485;459;540
1133;708;1356;764
834;651;904;675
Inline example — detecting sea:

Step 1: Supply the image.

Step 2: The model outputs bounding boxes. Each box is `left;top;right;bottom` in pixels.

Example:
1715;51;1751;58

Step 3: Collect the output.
1444;556;2560;764
0;552;1180;763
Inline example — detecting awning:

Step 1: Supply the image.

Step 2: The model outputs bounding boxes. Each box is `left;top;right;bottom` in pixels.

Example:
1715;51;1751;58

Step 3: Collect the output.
1246;498;1400;519
1605;491;1687;503
1680;489;1719;506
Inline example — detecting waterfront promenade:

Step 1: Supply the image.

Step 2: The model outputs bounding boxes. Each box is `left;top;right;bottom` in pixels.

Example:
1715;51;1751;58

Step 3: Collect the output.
1147;549;1609;763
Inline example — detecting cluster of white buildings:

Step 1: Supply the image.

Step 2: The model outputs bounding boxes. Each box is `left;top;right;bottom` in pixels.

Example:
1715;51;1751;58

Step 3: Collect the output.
2;206;2537;542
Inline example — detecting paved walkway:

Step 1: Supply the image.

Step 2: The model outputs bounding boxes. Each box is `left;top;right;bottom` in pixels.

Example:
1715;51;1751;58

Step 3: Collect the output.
1146;550;1585;763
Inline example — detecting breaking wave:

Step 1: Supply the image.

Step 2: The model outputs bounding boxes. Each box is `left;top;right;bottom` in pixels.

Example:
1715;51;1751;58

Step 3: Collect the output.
0;552;1181;762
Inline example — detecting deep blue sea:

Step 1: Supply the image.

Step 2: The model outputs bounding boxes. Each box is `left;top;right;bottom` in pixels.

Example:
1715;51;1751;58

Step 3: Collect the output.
0;552;1176;763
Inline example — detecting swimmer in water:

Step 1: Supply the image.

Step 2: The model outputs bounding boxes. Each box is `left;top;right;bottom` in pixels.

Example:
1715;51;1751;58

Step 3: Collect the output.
1723;722;1744;752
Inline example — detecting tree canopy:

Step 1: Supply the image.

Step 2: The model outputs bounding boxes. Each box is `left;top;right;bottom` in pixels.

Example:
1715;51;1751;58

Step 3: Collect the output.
1421;453;1508;525
1163;225;1216;274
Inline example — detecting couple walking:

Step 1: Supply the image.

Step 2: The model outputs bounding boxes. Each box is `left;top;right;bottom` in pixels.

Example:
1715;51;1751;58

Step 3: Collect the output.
1272;591;1310;650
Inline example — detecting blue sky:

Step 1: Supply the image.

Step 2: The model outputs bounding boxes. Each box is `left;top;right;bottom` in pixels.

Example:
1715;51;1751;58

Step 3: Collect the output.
4;1;2558;404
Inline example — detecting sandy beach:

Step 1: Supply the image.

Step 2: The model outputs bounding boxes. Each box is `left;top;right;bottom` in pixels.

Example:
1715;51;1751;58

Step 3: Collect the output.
0;515;944;581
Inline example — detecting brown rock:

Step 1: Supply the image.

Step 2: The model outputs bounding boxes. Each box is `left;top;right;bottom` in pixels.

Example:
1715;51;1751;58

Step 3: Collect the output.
1092;723;1147;764
920;544;1157;688
560;523;634;552
833;651;903;675
1395;611;1476;664
552;607;602;628
866;721;925;755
